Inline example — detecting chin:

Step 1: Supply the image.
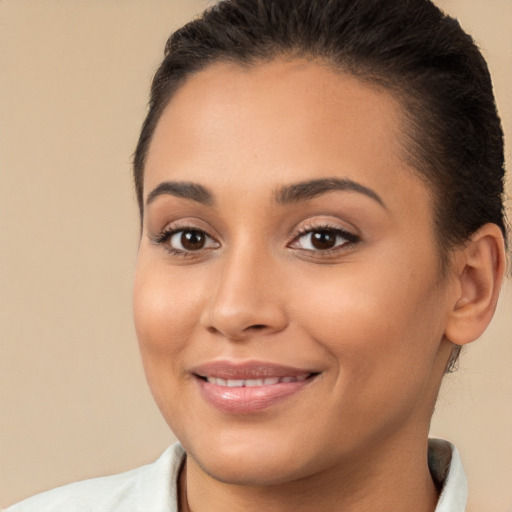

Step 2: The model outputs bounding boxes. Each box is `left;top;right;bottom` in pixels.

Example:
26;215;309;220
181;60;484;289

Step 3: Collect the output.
193;450;315;487
181;426;325;486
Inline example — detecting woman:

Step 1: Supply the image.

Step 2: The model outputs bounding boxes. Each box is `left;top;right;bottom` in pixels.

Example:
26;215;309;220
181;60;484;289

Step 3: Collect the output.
4;0;508;510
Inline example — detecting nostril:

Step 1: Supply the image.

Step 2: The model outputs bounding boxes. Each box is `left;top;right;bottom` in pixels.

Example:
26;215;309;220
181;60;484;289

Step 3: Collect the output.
205;324;267;337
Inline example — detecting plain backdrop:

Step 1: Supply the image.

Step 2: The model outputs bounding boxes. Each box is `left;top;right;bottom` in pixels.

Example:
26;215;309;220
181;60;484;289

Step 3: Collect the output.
0;0;511;510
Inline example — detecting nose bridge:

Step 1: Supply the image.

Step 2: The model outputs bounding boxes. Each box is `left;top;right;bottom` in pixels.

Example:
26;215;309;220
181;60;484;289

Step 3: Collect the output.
201;237;287;339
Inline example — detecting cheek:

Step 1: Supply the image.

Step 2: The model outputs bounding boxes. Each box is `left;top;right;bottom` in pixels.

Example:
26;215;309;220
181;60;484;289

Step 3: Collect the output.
132;260;209;403
293;260;445;395
132;259;208;424
134;262;204;350
305;285;442;444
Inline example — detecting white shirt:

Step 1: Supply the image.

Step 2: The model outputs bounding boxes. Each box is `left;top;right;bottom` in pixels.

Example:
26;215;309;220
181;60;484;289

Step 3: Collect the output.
3;439;467;511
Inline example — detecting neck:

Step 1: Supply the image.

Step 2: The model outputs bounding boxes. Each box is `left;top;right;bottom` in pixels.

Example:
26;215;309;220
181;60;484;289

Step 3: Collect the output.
179;432;439;512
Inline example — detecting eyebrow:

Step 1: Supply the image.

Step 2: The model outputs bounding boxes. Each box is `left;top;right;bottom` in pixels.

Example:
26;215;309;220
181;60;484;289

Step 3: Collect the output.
146;181;214;206
145;177;385;209
275;177;386;208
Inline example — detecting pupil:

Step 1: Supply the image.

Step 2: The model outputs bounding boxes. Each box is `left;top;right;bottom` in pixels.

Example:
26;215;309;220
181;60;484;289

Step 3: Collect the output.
181;231;205;250
312;231;336;250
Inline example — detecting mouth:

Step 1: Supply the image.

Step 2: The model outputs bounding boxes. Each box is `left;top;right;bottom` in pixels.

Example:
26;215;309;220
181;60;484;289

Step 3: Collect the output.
200;374;311;387
191;361;320;413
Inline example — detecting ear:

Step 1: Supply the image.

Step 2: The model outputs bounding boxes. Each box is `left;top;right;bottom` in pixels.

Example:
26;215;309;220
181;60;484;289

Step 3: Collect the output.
444;223;507;346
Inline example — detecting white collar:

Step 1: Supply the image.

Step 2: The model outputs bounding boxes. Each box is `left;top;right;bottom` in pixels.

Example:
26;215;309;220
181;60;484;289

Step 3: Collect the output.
429;438;468;511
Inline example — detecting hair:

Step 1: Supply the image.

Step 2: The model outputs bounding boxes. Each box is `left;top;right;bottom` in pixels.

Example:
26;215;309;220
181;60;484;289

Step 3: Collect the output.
133;0;507;370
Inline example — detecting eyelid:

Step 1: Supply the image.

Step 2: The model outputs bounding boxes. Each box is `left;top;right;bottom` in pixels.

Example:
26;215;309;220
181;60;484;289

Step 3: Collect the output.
288;221;361;253
150;217;218;242
291;218;359;240
150;219;221;257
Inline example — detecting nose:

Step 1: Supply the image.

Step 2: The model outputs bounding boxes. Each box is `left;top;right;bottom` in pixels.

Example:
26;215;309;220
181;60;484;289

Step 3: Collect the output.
199;245;288;341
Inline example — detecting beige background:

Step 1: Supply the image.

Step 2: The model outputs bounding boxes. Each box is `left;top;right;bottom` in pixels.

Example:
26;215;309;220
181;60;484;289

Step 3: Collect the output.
0;0;510;510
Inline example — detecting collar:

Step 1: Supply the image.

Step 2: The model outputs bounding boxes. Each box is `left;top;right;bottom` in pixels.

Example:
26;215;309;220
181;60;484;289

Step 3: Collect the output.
429;438;468;511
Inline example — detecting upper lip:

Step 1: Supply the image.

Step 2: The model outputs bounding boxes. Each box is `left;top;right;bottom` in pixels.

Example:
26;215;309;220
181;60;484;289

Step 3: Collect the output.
191;360;318;380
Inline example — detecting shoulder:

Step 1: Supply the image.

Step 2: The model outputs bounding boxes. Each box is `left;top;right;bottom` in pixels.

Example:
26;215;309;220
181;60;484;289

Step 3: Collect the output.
3;443;185;512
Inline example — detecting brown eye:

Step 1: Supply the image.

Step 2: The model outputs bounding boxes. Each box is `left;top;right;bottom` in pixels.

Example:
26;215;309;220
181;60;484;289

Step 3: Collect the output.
291;227;358;252
168;229;218;252
310;231;337;250
180;230;206;250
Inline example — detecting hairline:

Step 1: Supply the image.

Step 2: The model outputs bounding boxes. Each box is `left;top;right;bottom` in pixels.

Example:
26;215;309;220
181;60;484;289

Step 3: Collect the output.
135;53;457;272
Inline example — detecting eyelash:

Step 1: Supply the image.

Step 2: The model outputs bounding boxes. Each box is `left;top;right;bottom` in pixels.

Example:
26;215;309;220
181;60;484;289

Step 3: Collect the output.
289;223;360;254
151;224;218;258
151;222;360;258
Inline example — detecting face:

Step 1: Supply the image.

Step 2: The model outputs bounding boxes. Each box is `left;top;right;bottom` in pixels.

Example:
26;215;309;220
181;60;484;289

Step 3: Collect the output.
134;59;455;486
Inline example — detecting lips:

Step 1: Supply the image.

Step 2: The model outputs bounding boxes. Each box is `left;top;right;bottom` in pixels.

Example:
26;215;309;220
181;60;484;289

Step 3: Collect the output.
205;374;309;387
191;361;319;413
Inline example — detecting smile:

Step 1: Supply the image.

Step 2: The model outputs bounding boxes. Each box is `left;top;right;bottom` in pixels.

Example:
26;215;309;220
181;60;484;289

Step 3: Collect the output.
204;375;310;387
191;361;319;414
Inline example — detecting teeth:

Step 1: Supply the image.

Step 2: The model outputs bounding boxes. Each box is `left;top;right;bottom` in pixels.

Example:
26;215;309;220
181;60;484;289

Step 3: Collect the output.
206;375;309;387
245;378;264;387
226;379;245;387
208;377;227;386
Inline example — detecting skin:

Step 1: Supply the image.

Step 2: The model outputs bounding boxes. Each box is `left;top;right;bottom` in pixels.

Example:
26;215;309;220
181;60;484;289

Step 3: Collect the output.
133;59;504;511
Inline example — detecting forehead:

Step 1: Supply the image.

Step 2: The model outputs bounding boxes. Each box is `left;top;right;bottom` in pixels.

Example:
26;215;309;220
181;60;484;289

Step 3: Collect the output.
144;58;427;210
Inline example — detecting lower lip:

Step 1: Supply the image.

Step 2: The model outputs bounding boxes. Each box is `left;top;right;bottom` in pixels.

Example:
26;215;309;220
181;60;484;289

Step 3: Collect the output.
195;376;314;414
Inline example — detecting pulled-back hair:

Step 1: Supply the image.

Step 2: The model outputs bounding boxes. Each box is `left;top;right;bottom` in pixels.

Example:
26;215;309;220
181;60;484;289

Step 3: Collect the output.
133;0;507;368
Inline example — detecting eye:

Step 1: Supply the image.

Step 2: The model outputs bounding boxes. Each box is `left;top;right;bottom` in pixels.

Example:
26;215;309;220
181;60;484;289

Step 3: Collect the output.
153;227;220;255
169;230;216;251
290;227;359;252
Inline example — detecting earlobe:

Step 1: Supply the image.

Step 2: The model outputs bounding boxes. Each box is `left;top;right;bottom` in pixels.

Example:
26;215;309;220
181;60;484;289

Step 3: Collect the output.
444;223;507;346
